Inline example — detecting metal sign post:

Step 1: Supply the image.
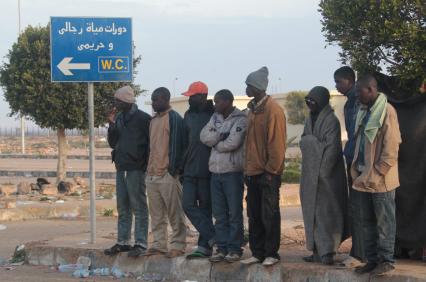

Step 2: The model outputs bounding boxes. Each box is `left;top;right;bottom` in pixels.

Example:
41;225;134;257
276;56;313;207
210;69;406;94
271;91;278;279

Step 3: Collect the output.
50;17;133;244
88;82;96;244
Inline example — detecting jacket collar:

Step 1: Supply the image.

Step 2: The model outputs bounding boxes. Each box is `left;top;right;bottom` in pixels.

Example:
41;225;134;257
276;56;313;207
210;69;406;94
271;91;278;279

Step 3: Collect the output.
248;95;269;113
153;107;172;118
188;100;215;114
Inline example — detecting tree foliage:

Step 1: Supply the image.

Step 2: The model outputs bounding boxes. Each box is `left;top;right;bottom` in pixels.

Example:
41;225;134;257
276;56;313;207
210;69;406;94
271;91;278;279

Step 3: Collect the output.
0;25;143;130
319;0;425;97
285;91;309;125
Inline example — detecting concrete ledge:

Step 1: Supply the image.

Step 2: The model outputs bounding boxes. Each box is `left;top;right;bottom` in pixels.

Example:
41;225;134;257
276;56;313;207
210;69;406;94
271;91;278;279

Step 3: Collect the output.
25;244;426;282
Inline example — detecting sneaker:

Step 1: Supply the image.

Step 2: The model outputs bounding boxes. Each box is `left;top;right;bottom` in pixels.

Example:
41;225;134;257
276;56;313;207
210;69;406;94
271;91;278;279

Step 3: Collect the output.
225;253;242;263
209;252;226;263
355;262;377;274
128;245;146;258
104;244;131;256
262;257;280;266
166;249;185;258
186;250;210;260
321;254;334;265
303;253;320;263
240;256;261;265
143;248;166;257
371;262;395;276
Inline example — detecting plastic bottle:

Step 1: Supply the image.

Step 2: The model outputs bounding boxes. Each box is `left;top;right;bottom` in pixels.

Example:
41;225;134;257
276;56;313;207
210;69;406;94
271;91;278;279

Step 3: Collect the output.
73;269;90;278
91;268;111;276
58;264;85;273
111;267;124;278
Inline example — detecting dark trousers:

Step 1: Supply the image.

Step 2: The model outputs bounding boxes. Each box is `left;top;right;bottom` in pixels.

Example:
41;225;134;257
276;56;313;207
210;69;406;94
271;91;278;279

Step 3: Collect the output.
347;164;366;261
116;170;148;247
211;172;244;255
359;190;396;264
246;173;281;260
183;176;215;254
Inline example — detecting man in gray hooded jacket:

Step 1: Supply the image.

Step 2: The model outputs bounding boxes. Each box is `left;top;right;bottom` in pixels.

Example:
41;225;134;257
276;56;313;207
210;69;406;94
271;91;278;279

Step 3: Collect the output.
200;89;247;263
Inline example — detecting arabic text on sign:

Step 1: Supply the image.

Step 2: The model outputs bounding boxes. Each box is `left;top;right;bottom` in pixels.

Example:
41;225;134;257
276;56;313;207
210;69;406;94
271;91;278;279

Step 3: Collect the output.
58;21;128;36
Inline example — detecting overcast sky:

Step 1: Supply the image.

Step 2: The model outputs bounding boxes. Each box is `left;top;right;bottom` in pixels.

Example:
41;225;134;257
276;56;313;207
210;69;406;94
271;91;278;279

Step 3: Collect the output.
0;0;343;127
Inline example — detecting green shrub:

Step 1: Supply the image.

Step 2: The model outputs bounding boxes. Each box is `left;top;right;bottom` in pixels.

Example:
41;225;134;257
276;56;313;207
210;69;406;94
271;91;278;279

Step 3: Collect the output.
282;157;301;183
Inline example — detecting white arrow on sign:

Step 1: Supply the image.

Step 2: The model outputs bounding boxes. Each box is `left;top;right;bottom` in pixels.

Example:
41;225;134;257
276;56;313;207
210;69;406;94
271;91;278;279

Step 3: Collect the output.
57;57;91;76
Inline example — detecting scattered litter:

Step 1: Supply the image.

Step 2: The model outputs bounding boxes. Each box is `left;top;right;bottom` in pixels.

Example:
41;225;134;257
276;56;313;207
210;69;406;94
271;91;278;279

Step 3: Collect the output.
15;201;34;205
8;261;24;266
96;195;105;200
0;224;6;231
142;273;164;281
0;257;8;266
78;241;88;245
111;267;124;278
10;245;25;263
72;269;90;278
58;263;85;273
61;211;79;219
76;256;91;268
91;268;110;276
55;200;65;204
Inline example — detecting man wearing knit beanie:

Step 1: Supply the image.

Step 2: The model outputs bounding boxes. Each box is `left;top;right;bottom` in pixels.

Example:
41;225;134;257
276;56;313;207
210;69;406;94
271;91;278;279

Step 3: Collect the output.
105;85;151;258
242;67;287;267
245;66;269;92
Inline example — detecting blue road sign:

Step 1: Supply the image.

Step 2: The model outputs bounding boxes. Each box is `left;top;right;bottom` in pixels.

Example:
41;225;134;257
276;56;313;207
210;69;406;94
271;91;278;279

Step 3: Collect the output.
50;17;132;82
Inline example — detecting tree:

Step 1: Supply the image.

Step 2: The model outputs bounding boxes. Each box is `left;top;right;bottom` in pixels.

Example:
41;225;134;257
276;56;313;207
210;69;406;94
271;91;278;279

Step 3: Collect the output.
319;0;425;98
284;91;309;125
0;25;142;183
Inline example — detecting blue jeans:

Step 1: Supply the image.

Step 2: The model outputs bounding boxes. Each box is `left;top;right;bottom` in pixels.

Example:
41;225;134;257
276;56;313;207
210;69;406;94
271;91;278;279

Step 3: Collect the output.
116;170;148;248
211;172;244;255
183;176;215;254
359;190;396;264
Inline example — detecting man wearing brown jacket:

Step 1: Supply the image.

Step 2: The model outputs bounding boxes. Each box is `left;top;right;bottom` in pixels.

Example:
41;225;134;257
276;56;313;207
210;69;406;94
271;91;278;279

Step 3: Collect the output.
241;67;287;267
351;75;401;276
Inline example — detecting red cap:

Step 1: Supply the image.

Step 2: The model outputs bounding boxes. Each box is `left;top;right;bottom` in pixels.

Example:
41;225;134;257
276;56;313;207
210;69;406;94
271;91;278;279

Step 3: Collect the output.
182;81;208;97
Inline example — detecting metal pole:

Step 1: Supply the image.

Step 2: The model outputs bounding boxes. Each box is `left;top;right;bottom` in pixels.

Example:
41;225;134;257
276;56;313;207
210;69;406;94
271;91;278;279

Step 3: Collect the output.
18;0;25;154
88;83;96;244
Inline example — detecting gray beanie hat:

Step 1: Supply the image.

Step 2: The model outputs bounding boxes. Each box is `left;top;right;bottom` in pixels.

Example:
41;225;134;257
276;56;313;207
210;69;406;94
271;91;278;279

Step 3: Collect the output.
245;66;269;91
114;86;136;104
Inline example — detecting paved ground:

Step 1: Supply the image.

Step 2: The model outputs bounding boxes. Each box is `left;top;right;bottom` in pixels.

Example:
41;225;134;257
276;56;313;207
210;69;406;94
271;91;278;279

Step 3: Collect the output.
1;207;425;281
0;207;303;260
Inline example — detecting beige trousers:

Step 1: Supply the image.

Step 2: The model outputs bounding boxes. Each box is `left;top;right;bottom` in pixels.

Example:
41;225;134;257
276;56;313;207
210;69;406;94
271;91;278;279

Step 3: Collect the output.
146;173;187;252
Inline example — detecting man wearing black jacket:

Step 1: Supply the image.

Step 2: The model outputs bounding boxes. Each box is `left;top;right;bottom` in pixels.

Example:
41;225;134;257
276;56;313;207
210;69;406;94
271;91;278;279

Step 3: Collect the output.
182;81;216;259
105;86;151;258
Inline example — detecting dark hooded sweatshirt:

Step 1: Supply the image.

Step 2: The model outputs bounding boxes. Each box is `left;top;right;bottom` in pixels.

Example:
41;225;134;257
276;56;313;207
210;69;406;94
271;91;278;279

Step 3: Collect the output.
183;100;215;178
107;104;151;172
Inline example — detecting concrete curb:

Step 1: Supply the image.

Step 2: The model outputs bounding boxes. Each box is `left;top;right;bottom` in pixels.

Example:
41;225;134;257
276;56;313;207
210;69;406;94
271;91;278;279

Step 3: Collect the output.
25;244;426;282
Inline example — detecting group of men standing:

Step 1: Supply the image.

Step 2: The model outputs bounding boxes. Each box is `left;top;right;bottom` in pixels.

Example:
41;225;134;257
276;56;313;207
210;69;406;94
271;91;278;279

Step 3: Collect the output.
299;66;402;276
105;65;403;274
105;67;287;267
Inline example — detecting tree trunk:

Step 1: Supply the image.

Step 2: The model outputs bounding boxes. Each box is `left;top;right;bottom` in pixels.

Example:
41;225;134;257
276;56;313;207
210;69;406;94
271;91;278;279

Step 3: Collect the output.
56;127;67;183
